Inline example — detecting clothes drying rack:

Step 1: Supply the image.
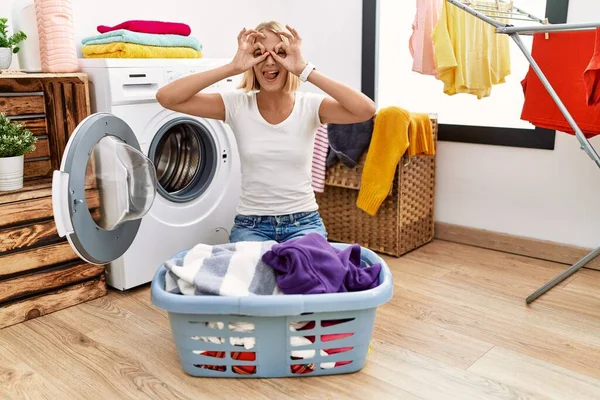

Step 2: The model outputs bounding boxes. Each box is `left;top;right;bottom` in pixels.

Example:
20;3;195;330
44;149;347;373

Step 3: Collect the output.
445;0;600;304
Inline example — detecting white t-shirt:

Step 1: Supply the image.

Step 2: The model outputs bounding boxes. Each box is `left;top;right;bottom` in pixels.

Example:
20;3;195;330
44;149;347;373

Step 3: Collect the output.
220;90;326;216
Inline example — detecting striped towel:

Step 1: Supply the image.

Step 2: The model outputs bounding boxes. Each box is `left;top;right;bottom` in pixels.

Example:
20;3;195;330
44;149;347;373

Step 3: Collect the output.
164;241;282;296
311;124;329;193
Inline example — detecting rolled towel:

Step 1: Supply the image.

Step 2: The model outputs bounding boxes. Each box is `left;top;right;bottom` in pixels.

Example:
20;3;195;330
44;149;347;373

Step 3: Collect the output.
97;20;191;36
82;29;202;51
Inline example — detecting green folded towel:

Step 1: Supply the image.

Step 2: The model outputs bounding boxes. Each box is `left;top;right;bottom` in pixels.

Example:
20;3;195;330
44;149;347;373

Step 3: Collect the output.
81;29;202;51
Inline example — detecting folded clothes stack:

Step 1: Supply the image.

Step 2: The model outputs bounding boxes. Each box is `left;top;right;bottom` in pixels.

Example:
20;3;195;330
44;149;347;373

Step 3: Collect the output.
81;20;202;58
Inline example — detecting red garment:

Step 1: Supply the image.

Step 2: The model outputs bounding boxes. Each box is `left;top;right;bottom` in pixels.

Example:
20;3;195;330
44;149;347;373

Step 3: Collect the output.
195;351;315;375
296;319;354;368
521;31;600;138
97;20;191;36
195;351;258;375
584;28;600;106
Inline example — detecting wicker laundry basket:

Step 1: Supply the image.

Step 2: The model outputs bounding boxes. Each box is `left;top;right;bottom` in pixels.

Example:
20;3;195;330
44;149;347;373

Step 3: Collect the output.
316;118;437;257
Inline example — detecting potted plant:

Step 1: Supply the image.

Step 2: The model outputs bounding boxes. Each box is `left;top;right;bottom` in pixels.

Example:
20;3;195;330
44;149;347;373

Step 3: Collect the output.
0;17;27;70
0;113;37;191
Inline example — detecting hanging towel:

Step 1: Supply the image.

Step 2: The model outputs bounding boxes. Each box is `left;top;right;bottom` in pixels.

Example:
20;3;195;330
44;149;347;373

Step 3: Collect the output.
261;233;381;295
325;118;374;168
81;29;202;51
408;113;436;156
97;20;191;36
356;107;411;216
409;0;443;75
432;0;511;99
521;31;600;138
311;124;329;193
164;241;283;297
584;27;600;107
81;42;202;59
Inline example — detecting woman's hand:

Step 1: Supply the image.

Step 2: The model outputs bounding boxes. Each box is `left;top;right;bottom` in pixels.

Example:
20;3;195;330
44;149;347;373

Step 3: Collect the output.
230;28;269;74
269;25;307;76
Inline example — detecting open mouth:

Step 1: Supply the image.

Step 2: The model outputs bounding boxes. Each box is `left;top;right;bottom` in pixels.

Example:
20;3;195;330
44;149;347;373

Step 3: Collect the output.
263;70;280;82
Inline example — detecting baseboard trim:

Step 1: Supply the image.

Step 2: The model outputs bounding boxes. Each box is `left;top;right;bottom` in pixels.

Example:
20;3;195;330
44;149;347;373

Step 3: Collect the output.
434;222;600;271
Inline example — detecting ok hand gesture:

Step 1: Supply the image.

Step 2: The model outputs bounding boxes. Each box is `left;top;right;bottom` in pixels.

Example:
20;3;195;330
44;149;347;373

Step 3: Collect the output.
268;25;307;76
231;28;269;74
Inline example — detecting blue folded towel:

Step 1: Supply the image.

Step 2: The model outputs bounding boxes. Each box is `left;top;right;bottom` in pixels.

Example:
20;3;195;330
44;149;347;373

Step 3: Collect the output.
81;29;203;51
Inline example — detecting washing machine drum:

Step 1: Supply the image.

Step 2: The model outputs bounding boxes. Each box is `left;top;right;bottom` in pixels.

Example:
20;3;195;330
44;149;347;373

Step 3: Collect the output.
148;117;218;203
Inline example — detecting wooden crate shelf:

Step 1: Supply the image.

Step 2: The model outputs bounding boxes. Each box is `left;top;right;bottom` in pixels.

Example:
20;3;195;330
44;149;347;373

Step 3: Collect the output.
0;74;106;329
0;73;90;181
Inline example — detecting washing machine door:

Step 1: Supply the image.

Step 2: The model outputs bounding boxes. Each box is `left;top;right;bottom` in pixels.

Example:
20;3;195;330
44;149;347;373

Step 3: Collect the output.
52;113;158;265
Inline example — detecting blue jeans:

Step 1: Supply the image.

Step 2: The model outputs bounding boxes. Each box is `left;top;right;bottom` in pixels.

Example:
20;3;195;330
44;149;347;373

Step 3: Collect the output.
229;211;328;243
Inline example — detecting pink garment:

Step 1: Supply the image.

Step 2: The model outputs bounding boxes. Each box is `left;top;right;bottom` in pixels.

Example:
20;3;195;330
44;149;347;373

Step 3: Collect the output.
97;20;191;36
311;124;329;193
409;0;443;75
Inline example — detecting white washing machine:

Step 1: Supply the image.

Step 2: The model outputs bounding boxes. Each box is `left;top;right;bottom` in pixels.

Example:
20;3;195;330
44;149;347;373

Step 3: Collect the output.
52;58;242;290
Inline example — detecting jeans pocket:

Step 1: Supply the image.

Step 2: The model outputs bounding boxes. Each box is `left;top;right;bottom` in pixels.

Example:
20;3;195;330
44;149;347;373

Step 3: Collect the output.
234;215;256;228
295;212;321;226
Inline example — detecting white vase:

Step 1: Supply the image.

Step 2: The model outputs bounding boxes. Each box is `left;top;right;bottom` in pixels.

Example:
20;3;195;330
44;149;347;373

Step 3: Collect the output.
0;48;12;70
0;155;24;191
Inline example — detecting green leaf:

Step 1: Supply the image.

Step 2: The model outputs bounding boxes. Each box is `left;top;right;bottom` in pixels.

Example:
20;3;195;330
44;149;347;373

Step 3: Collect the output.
0;112;37;158
0;18;26;52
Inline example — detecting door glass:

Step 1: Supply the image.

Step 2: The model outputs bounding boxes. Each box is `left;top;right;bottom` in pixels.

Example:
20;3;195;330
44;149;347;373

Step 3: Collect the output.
85;135;157;231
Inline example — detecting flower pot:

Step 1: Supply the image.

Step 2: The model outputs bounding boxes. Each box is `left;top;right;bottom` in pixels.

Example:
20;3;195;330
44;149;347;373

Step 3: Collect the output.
0;48;12;70
0;155;24;191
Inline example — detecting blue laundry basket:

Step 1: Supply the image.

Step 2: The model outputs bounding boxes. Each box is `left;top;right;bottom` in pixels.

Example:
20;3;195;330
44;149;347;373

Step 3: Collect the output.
151;243;393;378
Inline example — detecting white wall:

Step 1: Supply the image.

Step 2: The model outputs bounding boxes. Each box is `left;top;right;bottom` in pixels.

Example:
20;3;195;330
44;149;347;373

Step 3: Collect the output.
0;0;363;93
377;0;600;249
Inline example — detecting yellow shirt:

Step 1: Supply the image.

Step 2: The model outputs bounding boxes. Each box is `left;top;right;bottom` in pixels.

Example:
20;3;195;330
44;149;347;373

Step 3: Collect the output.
432;0;511;99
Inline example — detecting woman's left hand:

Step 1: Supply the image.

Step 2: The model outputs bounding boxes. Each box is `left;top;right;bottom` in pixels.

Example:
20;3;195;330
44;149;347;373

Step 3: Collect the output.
268;25;307;76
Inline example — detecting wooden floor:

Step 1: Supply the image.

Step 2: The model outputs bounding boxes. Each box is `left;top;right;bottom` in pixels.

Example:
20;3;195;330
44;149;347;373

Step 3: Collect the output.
1;240;600;399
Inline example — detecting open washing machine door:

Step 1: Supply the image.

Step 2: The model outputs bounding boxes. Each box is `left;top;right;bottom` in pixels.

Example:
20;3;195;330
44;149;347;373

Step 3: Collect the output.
52;113;158;265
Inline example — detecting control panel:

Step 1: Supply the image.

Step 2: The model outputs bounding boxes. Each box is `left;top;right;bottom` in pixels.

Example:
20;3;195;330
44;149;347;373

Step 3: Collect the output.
164;67;202;84
163;66;240;91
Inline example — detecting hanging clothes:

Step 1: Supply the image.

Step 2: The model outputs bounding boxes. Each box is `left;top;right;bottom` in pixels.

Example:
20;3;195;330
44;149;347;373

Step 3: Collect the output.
311;124;329;193
356;106;411;216
408;113;436;157
431;0;511;99
583;27;600;107
521;30;600;138
409;0;443;75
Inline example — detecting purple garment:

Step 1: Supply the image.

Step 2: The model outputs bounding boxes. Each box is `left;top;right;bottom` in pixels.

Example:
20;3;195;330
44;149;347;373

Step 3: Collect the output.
261;233;382;295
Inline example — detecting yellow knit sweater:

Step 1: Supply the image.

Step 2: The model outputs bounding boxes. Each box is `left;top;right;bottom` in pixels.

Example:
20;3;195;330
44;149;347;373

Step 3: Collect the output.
408;113;435;157
356;106;412;215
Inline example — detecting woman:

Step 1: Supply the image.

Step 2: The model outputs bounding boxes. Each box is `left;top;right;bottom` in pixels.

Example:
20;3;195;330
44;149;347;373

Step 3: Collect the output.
156;21;376;243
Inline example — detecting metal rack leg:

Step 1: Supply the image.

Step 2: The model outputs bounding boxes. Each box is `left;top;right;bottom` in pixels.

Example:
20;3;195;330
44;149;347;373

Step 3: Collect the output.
526;245;600;304
510;33;600;303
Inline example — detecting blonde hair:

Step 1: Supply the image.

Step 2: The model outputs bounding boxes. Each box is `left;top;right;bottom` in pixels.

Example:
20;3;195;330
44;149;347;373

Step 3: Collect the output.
237;21;301;93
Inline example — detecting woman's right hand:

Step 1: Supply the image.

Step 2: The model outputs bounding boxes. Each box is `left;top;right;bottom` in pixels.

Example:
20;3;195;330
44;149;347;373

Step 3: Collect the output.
230;28;269;74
